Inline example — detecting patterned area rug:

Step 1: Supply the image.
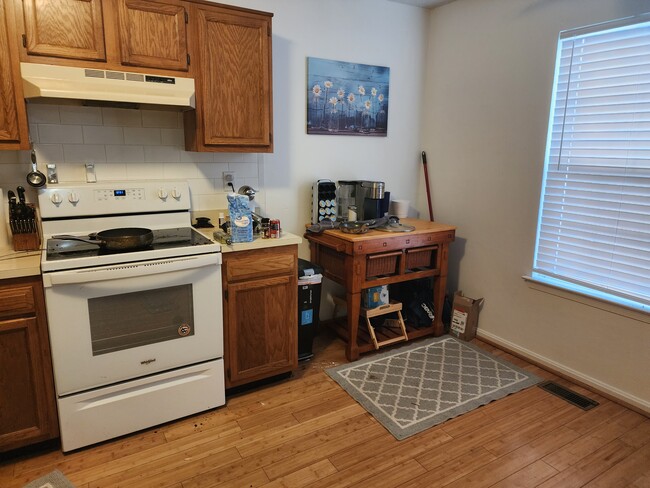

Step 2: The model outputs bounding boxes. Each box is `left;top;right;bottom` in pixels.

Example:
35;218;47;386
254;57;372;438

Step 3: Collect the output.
22;470;76;488
326;336;541;440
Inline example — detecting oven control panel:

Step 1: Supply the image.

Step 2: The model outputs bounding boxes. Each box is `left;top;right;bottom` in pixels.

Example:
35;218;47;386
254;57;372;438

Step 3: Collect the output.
94;188;146;201
38;181;190;218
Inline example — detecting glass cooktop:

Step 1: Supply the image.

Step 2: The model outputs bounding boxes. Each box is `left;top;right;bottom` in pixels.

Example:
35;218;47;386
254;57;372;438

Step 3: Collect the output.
46;227;214;262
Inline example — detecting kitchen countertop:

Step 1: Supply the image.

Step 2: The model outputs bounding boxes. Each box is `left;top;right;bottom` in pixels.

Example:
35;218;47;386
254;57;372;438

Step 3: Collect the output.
0;249;42;280
196;228;302;252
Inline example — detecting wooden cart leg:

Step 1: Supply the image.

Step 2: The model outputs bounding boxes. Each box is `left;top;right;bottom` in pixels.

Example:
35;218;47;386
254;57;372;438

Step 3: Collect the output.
346;291;360;361
432;242;450;336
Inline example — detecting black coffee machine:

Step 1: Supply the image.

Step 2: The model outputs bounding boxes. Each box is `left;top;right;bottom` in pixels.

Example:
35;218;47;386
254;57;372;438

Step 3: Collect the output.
355;181;385;220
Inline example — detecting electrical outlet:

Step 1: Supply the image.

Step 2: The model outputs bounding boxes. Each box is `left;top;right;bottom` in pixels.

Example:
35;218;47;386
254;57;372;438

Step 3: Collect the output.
222;171;236;192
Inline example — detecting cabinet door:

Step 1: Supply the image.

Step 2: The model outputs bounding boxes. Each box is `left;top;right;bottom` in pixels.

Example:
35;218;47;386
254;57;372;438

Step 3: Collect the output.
117;0;188;71
0;277;58;452
0;316;58;452
195;6;272;149
225;274;297;386
0;0;28;149
22;0;106;61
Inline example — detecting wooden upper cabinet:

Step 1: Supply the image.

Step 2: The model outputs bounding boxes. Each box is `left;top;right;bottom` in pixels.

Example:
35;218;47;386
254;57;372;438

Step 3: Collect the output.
0;0;28;149
22;0;106;61
117;0;188;72
191;6;272;151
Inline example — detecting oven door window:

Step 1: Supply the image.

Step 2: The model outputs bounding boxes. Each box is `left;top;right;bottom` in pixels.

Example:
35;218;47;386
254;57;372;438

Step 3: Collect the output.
88;284;194;355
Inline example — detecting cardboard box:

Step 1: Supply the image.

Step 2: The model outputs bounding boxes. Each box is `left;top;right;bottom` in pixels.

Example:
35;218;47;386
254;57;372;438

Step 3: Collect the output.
362;285;389;309
450;291;484;341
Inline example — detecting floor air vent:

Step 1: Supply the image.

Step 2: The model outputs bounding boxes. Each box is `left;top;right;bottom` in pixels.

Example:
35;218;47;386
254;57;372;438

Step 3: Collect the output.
538;381;599;410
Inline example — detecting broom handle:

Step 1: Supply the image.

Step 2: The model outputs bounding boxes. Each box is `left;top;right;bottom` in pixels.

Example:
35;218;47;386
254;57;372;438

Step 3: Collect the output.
422;151;434;221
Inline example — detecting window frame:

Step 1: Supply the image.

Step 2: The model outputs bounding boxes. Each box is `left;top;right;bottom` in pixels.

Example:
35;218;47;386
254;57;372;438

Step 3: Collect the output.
531;13;650;315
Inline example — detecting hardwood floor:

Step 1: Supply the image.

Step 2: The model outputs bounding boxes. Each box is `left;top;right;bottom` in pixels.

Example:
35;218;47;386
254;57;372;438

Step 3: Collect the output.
1;332;648;488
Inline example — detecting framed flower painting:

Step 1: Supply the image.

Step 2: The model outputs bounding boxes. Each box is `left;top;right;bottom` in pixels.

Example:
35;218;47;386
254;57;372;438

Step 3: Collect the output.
307;57;390;136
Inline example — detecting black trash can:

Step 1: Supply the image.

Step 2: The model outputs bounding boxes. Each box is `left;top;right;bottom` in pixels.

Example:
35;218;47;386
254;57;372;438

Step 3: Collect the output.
297;258;323;361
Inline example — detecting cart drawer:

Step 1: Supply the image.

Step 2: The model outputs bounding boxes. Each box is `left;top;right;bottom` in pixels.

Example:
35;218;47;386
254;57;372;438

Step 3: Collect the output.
366;251;401;278
405;245;438;271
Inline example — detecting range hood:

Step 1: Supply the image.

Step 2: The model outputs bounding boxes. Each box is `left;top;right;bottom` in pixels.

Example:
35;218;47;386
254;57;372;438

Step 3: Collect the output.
21;63;195;108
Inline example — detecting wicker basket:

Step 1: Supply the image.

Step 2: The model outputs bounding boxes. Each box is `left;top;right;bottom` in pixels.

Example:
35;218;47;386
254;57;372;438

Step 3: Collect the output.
366;251;401;278
405;246;437;270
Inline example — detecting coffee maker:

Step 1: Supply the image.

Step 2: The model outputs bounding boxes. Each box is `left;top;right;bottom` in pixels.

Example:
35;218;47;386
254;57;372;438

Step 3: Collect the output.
337;180;358;221
355;181;385;220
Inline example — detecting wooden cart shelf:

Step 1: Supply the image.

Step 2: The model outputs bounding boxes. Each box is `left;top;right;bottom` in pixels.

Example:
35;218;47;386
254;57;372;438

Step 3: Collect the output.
306;218;456;361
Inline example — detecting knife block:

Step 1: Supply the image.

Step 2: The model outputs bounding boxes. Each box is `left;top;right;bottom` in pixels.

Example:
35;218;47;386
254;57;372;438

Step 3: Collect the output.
12;232;40;251
11;204;40;251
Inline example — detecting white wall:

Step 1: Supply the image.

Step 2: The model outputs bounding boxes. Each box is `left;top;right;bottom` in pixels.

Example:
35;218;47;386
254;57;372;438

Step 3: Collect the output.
421;0;650;411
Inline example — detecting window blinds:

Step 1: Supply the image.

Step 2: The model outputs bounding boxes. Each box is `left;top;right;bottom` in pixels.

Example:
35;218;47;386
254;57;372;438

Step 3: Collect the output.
533;15;650;310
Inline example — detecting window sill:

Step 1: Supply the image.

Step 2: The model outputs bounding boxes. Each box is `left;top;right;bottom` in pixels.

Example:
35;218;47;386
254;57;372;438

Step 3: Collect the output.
522;275;650;324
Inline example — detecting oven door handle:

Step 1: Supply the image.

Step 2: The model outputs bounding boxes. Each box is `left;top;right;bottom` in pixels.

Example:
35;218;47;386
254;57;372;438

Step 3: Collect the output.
43;253;222;287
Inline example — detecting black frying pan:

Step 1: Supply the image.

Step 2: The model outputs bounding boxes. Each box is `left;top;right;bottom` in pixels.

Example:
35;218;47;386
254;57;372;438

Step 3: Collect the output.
53;228;154;251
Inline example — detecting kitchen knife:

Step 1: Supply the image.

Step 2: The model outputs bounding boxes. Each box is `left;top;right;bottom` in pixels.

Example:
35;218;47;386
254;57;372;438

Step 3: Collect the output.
7;190;17;233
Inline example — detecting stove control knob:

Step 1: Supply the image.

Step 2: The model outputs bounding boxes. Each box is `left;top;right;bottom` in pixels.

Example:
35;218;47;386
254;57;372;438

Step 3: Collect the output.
68;192;80;204
157;188;168;200
171;188;182;199
50;192;62;205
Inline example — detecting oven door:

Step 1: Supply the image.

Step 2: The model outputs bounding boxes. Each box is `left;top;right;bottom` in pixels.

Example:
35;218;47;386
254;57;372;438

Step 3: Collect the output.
42;253;223;396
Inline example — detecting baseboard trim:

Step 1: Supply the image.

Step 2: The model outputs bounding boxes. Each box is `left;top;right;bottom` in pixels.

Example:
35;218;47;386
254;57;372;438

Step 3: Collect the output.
476;330;649;417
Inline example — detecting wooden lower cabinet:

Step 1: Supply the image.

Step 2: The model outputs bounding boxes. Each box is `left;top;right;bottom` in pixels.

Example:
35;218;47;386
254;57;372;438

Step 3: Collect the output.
0;276;58;453
222;246;297;388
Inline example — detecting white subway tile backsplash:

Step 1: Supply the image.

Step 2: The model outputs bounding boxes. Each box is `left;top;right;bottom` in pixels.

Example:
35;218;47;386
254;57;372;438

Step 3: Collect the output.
214;153;244;163
142;110;180;129
124;127;162;145
39;124;83;144
95;163;129;181
83;126;125;145
59;106;103;126
102;107;142;127
63;144;107;163
0;163;27;182
125;162;164;180
29;124;39;143
144;145;181;163
105;145;145;163
160;128;185;146
230;162;258;178
180;151;215;163
0;152;19;164
12;104;261;212
26;103;60;124
197;162;229;178
34;144;64;163
240;153;259;164
187;177;217;194
196;192;229;211
163;162;198;179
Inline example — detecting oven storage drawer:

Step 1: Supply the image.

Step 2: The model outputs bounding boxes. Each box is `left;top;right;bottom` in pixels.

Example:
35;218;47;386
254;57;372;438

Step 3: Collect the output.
57;359;225;452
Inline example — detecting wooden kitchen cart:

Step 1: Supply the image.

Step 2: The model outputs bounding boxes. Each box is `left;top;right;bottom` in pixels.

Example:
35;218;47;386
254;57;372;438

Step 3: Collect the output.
305;219;455;361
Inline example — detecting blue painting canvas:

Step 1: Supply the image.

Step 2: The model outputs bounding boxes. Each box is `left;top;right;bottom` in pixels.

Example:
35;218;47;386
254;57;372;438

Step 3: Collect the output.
307;57;389;136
